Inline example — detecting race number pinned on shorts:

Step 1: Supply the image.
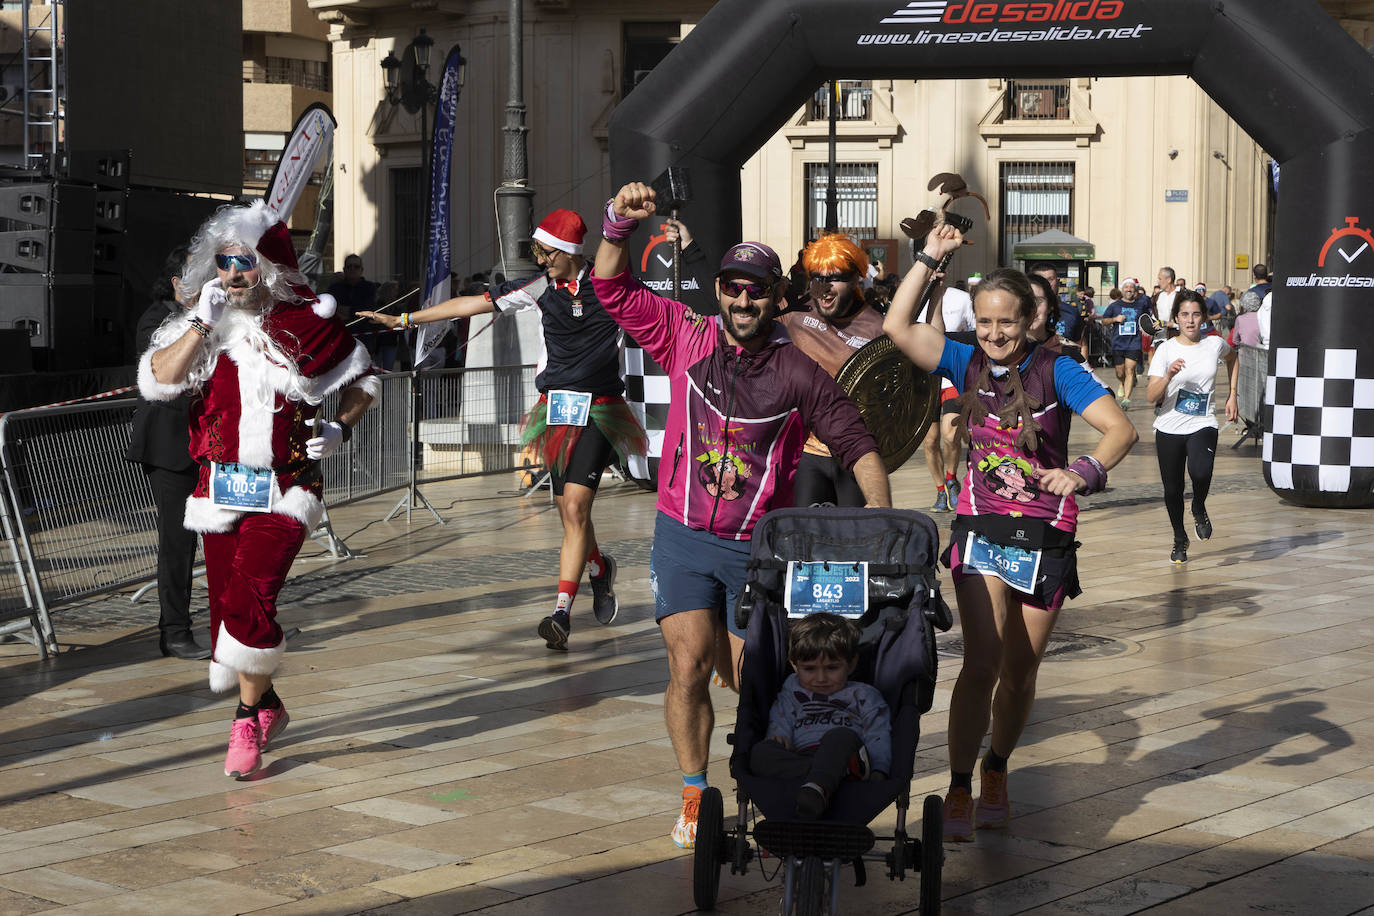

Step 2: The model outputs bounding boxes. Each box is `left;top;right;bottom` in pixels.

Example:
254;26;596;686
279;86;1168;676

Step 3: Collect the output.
964;533;1041;594
785;560;868;618
1174;387;1212;417
548;390;592;426
210;462;275;512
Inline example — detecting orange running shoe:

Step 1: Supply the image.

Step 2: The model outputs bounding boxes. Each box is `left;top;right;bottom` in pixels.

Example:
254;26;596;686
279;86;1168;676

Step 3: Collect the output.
671;785;702;849
943;787;975;842
976;766;1011;829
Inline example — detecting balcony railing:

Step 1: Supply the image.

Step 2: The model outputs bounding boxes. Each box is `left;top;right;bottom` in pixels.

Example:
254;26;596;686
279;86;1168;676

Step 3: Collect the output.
1004;80;1070;121
810;81;873;121
243;61;331;93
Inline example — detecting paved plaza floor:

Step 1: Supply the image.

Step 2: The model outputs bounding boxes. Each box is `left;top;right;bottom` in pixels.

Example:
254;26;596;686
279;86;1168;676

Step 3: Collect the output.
1;385;1372;915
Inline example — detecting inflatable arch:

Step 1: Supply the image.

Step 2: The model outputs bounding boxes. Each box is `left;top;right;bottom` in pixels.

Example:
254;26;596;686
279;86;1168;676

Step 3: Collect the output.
608;0;1374;508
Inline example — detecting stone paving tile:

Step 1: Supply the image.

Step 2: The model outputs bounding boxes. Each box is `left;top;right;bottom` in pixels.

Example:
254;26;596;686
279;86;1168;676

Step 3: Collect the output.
0;403;1370;914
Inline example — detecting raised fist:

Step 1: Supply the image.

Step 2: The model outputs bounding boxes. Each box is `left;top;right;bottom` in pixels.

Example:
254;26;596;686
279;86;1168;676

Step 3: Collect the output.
614;182;656;220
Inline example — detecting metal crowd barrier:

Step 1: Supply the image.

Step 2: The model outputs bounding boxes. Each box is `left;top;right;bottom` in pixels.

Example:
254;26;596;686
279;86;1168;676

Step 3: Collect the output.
0;363;539;657
1233;344;1267;449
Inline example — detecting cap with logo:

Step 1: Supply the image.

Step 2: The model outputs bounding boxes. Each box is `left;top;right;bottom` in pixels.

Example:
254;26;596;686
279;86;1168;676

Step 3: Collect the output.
716;242;783;281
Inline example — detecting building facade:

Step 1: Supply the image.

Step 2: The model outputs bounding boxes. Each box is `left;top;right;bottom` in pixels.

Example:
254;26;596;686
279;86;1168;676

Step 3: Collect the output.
315;1;1370;298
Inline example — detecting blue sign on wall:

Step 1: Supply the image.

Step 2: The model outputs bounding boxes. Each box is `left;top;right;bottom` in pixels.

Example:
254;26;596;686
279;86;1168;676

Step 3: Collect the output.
1165;189;1189;202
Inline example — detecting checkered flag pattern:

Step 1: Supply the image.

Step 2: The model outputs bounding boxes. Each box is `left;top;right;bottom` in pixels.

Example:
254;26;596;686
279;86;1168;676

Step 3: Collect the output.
1263;346;1374;495
621;343;671;482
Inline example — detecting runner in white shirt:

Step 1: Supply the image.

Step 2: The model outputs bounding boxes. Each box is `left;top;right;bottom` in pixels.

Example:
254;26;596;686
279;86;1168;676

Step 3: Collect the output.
1147;290;1238;564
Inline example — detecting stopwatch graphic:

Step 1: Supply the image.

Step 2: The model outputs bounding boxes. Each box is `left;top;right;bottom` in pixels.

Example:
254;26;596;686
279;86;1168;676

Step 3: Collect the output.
1317;216;1374;267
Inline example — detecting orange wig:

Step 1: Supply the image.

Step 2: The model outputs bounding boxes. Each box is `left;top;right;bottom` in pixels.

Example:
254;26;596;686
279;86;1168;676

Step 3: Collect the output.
802;233;870;278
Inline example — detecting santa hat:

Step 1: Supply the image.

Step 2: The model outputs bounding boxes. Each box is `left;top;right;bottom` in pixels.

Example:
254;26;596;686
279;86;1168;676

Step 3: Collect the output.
1123;277;1140;287
532;209;587;255
254;211;337;319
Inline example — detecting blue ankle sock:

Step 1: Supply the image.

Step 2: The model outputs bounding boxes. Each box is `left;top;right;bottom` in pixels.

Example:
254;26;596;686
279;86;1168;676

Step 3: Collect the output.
683;770;708;790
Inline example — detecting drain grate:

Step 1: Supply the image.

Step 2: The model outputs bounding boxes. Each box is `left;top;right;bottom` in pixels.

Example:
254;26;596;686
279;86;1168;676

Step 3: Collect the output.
937;631;1136;661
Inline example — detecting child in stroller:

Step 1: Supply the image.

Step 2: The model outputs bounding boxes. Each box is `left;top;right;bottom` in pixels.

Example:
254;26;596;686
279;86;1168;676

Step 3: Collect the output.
750;613;891;820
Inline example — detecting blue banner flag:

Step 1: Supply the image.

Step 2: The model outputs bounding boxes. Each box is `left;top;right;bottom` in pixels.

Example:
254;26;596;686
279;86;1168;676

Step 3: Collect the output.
414;45;465;368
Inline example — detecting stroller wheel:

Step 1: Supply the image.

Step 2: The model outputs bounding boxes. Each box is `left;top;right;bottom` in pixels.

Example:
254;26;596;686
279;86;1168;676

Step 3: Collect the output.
693;787;725;910
794;856;828;916
920;794;944;914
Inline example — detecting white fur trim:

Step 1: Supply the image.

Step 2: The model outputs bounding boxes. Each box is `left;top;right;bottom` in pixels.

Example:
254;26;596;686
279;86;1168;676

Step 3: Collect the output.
273;485;324;530
312;292;337;319
137;347;193;401
532;225;582;255
309;340;374;401
209;660;239;693
347;372;382;400
183;483;322;534
184;494;239;534
213;621;287;680
235;348;277;469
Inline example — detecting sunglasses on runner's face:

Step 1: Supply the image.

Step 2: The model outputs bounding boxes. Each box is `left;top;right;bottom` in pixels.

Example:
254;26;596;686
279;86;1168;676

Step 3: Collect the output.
215;253;257;271
533;245;560;263
809;272;855;285
720;278;772;299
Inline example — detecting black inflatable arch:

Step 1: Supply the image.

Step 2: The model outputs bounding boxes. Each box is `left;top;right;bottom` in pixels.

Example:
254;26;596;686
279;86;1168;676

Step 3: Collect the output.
609;0;1374;508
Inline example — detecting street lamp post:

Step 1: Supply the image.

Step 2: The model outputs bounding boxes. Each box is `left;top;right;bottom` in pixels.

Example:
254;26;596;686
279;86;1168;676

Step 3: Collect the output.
381;28;439;292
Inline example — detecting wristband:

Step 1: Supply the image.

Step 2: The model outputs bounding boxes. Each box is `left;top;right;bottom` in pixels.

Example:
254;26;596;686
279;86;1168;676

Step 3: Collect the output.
1067;455;1107;495
339;423;353;444
602;198;639;241
188;317;213;339
914;251;941;271
400;312;412;328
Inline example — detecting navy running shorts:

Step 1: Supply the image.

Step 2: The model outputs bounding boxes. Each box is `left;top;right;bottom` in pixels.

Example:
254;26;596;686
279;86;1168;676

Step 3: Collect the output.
650;511;752;638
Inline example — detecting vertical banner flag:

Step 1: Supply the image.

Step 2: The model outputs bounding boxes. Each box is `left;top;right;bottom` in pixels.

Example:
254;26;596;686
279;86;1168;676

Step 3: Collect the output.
414;45;466;368
264;103;336;222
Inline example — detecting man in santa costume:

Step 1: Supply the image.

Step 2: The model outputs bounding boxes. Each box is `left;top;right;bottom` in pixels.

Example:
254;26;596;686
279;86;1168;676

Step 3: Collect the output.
359;209;645;651
141;201;379;777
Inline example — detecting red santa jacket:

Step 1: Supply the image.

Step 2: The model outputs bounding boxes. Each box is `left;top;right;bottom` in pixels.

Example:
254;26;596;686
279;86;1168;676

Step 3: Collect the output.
138;298;378;533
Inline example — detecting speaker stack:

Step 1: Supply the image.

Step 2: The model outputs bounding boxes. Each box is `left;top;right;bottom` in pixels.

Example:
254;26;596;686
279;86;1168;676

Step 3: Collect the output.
0;151;129;371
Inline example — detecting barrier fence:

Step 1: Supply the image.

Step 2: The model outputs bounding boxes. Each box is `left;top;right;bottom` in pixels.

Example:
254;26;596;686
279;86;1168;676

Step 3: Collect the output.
0;365;539;657
1233;344;1267;448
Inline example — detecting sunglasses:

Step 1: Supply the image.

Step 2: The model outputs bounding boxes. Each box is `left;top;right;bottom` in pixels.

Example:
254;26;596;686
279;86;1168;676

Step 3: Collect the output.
215;253;257;271
720;278;772;299
808;272;856;285
533;245;561;263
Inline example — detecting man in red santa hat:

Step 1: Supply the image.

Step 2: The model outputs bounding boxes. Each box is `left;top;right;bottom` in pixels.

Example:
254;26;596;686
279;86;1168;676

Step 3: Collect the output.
141;200;379;778
359;209;645;651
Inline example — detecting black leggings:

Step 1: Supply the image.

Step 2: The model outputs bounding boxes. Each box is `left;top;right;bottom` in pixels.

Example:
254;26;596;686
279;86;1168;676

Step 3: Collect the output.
1155;427;1218;541
793;452;865;508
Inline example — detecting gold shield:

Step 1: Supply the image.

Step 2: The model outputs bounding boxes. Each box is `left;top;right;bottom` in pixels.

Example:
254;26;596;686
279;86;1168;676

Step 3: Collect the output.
835;336;940;473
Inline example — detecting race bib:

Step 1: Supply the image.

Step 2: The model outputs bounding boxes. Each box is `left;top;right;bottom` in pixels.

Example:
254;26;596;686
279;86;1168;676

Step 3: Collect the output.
210;462;275;512
1120;320;1137;337
547;390;592;427
1174;387;1211;417
964;532;1041;594
785;560;868;619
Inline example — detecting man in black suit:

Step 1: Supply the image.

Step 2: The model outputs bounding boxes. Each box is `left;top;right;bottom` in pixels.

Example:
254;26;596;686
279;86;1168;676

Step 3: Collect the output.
127;245;210;659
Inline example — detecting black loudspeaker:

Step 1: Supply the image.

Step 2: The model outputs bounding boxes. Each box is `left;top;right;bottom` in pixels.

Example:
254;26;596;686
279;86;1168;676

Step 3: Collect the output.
0;183;96;230
67;149;130;190
0;228;95;274
0;329;33;374
0;276;97;370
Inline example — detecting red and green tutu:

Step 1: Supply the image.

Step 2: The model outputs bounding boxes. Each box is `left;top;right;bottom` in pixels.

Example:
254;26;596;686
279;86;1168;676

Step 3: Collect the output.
520;394;649;476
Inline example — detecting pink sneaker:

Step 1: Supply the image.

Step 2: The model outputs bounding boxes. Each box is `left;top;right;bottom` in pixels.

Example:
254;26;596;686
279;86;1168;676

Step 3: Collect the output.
224;716;262;778
257;703;290;750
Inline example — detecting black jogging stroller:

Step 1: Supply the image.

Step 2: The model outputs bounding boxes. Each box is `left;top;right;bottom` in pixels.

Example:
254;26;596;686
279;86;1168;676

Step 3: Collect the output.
692;507;953;915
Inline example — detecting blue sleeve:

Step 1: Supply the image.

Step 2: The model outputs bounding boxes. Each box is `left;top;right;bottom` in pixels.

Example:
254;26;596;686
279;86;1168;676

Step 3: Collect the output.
935;337;976;391
859;685;892;775
1053;356;1112;415
1102;303;1121;320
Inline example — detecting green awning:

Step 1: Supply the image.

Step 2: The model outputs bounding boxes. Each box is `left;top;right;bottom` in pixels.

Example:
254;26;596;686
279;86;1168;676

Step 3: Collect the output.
1012;229;1095;261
